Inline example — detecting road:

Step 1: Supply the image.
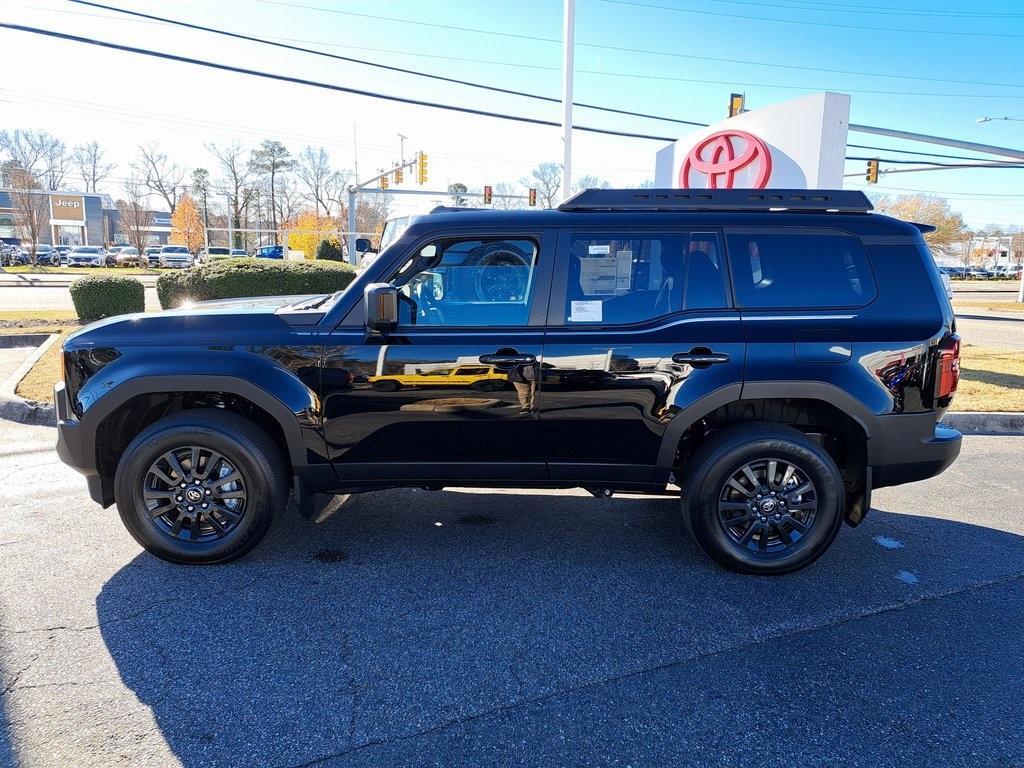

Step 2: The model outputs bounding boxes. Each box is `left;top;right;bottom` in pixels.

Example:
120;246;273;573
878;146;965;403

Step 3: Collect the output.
1;420;1021;767
0;285;162;312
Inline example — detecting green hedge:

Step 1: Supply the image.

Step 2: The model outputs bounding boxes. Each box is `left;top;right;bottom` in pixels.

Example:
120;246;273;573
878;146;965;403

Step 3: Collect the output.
157;257;356;309
69;275;146;320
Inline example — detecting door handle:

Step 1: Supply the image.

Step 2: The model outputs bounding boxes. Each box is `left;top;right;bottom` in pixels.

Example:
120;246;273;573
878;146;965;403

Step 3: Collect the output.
672;348;730;368
480;352;536;366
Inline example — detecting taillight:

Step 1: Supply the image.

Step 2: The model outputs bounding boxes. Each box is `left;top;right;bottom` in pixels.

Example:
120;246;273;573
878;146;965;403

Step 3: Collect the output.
934;334;960;401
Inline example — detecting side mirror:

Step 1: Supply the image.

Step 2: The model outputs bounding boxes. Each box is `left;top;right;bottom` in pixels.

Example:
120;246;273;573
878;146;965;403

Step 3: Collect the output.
355;238;377;254
364;283;398;334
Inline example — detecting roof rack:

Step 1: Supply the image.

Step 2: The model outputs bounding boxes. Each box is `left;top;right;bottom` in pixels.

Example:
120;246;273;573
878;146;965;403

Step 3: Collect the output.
558;188;873;213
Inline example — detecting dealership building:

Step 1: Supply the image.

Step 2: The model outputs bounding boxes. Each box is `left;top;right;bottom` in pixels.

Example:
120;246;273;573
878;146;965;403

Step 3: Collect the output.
0;188;172;247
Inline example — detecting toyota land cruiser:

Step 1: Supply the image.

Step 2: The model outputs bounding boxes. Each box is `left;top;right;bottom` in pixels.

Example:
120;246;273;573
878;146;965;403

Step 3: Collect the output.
55;189;962;573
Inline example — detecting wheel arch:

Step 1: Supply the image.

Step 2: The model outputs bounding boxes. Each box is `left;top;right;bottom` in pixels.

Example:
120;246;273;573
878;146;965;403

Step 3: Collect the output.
86;375;313;486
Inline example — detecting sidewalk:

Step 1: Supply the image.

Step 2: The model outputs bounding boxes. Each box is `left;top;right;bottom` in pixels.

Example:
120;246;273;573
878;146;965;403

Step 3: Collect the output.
0;271;161;287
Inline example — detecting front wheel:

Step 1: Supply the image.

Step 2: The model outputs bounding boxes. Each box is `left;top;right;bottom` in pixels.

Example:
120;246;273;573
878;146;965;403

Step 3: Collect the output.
114;409;287;564
679;423;845;575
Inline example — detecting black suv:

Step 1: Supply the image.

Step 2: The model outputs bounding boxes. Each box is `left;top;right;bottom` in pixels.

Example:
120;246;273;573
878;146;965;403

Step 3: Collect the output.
55;189;962;574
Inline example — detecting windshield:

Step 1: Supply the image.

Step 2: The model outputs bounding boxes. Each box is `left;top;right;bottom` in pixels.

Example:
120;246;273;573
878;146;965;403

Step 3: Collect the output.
163;247;189;254
71;247;101;254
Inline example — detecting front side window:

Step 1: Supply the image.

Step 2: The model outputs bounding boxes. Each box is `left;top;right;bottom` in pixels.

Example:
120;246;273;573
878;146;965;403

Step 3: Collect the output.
727;232;875;309
393;237;538;327
564;232;728;325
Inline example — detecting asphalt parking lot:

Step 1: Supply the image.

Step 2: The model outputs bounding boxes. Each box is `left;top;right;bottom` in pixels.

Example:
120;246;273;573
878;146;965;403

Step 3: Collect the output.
1;420;1022;768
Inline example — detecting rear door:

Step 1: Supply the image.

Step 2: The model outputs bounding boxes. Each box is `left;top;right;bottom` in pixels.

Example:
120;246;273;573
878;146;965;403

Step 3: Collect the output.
539;225;745;486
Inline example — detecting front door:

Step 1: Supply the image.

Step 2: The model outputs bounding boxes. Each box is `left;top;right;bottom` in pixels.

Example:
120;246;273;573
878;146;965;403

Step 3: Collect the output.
321;230;553;484
540;227;745;486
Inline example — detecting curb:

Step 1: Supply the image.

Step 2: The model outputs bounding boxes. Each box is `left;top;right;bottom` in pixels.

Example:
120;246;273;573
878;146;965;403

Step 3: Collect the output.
0;333;59;427
941;411;1024;436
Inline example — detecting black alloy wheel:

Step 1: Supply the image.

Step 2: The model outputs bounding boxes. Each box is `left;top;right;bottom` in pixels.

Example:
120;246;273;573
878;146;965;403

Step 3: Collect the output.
716;458;818;554
679;422;844;575
114;409;286;564
143;446;248;544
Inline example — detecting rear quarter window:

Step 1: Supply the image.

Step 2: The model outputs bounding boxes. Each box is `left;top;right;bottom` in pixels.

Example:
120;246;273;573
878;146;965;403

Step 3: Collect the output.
727;231;876;309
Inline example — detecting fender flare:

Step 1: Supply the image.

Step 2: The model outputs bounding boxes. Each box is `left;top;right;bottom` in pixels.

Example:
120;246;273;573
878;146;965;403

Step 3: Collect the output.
655;381;878;472
83;374;314;471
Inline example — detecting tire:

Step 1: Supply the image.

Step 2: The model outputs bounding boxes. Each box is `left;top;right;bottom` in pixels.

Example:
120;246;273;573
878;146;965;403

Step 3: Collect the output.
372;379;400;392
114;409;287;564
678;422;845;575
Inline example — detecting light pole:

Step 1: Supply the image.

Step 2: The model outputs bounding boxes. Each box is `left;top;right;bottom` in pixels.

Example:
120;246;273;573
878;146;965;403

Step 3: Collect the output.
561;0;575;202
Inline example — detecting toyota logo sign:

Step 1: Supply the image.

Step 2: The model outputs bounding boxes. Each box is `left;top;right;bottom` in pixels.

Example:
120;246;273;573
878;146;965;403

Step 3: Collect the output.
679;130;773;189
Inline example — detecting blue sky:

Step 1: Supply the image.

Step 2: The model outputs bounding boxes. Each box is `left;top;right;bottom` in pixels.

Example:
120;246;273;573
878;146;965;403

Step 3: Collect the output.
2;0;1023;226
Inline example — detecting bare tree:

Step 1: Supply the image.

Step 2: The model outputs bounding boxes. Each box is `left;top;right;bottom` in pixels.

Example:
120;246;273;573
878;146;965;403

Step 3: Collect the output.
492;181;524;210
276;176;304;223
521;162;562;209
7;167;48;263
133;143;185;212
207;142;252;249
1010;232;1024;268
571;174;610;194
296;146;344;217
72;140;115;193
250;139;293;242
116;175;154;255
0;129;66;186
447;182;470;207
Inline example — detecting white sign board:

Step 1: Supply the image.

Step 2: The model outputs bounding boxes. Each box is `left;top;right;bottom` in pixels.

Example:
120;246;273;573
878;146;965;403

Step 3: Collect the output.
655;92;851;189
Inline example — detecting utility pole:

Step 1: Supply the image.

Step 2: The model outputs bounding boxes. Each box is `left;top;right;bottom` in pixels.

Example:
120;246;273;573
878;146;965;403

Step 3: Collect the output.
561;0;575;202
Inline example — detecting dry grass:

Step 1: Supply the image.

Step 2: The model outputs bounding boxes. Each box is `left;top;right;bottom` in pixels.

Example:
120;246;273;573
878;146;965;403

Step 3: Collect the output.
953;300;1024;314
13;330;71;403
956;346;1024;412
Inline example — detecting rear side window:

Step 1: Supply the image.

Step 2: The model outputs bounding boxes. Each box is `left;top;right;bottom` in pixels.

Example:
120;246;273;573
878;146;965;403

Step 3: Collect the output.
727;232;876;309
564;231;728;325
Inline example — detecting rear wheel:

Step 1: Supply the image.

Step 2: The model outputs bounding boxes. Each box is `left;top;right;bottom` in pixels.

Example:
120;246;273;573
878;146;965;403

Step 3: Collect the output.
114;409;287;564
679;423;845;575
372;379;400;392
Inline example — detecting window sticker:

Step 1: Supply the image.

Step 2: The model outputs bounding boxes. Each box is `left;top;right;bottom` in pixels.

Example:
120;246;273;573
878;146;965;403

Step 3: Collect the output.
579;251;633;296
569;300;603;323
588;244;611;255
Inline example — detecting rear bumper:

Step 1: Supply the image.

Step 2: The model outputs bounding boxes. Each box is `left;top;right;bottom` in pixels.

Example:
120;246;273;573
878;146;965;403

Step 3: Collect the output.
54;381;113;507
868;412;962;488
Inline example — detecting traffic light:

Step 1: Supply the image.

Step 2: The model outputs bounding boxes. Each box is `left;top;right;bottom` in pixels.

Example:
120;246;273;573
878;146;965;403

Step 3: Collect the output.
394;166;403;184
483;185;492;205
417;152;428;185
528;188;537;207
379;172;388;190
728;93;745;118
866;159;879;184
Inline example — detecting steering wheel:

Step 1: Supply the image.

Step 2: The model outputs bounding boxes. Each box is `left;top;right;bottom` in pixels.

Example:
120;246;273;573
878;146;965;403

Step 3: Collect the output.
470;244;530;302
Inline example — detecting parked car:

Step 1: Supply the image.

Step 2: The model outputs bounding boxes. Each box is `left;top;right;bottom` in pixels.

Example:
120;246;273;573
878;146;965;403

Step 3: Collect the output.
1004;264;1023;280
1;247;28;267
197;246;232;263
31;244;57;265
231;248;247;257
55;188;962;573
964;267;990;280
144;246;162;267
54;245;72;265
115;247;142;267
66;245;105;268
158;245;193;268
255;245;284;259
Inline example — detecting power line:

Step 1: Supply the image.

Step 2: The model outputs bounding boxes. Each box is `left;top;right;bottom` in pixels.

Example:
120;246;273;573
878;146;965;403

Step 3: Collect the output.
0;23;680;142
847;156;1022;167
847;143;1005;163
602;0;1024;37
248;0;1024;91
70;0;1024;114
699;0;1024;19
69;0;706;127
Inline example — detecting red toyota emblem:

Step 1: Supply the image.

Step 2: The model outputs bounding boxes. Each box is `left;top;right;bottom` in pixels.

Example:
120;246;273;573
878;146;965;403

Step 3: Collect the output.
679;130;773;189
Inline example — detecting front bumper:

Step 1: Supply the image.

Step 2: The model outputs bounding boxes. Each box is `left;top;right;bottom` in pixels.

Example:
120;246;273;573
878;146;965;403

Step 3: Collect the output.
868;412;962;488
54;381;114;506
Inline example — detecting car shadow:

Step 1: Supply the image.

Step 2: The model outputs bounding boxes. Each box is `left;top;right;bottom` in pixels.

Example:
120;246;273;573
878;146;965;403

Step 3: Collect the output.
95;490;1024;767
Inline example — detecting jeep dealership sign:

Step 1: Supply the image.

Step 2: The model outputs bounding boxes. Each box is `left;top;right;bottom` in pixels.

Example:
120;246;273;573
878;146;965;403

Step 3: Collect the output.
655;92;850;189
50;194;85;221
